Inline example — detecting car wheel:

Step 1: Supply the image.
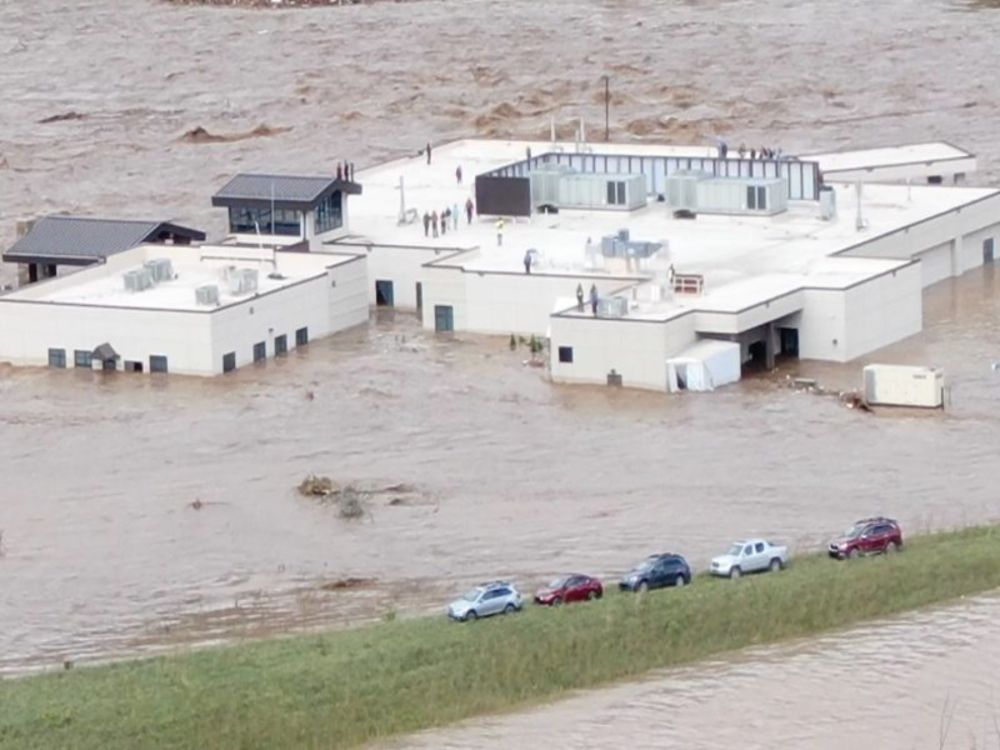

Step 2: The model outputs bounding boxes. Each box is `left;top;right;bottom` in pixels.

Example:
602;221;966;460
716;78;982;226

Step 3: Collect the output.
730;566;742;579
674;574;686;588
587;590;598;601
464;610;478;622
504;603;516;614
769;558;783;573
636;580;649;594
552;596;563;607
885;541;899;554
848;547;861;560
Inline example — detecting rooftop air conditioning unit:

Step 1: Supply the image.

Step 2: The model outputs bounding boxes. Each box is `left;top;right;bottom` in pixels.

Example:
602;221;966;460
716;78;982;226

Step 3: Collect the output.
597;295;629;318
123;268;153;292
195;284;220;306
144;258;174;283
819;185;837;221
228;268;259;296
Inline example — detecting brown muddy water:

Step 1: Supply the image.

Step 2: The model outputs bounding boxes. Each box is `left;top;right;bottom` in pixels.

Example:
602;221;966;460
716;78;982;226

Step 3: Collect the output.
1;0;1000;739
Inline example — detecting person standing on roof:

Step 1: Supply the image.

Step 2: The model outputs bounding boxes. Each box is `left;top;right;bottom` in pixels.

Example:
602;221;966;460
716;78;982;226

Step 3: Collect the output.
589;284;599;316
422;211;430;237
426;142;432;164
523;250;532;274
456;165;463;185
431;210;439;238
496;217;505;247
441;208;448;236
576;283;585;312
452;203;459;231
465;198;474;225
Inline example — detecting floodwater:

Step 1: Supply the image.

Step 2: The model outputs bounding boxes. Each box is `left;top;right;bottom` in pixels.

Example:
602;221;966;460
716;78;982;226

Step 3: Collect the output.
391;593;1000;750
1;0;1000;741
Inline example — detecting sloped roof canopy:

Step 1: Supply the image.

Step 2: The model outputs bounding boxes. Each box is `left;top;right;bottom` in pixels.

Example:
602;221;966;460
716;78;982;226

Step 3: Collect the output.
3;216;205;267
211;173;363;212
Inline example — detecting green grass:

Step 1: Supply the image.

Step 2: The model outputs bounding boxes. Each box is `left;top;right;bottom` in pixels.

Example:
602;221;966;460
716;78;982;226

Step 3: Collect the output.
3;525;1000;750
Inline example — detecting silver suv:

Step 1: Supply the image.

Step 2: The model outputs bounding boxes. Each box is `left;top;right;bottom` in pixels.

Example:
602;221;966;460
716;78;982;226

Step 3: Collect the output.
447;581;523;622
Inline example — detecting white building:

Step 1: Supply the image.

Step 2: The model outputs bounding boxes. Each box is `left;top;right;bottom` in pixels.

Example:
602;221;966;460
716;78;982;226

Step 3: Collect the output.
0;243;368;375
336;138;1000;392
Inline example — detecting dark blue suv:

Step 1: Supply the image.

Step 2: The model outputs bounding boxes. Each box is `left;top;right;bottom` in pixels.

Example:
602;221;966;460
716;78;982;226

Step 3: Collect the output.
619;553;692;592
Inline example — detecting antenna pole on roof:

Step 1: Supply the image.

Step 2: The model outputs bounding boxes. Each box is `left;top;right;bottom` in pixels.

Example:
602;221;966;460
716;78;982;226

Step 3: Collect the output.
550;115;555;146
270;181;276;238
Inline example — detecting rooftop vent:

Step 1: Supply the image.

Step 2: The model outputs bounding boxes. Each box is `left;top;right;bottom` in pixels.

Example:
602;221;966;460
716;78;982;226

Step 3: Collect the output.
144;258;174;283
195;284;220;306
227;268;258;296
597;296;629;318
123;268;153;292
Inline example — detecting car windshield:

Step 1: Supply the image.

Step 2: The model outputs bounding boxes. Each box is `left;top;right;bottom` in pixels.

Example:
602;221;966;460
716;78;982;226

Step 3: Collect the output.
843;525;865;539
461;589;482;602
547;577;568;589
633;559;656;573
727;543;743;556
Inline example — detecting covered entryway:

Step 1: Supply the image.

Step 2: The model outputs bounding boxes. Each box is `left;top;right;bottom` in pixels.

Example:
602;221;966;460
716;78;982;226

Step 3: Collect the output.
434;304;454;332
375;280;394;307
92;342;119;372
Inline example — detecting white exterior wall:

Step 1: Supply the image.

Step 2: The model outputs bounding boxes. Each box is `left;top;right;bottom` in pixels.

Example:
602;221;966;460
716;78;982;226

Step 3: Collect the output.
913;241;954;287
0;255;369;376
331;244;443;309
549;313;697;391
420;269;637;335
795;289;847;361
841;263;922;360
839;191;1000;286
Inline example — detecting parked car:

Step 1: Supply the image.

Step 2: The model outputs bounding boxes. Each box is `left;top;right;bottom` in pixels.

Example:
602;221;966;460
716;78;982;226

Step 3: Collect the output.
710;539;788;578
534;574;603;606
447;581;523;621
619;554;691;593
828;517;903;559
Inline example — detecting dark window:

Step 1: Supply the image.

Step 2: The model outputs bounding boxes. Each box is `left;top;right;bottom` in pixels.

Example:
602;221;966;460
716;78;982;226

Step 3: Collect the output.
253;341;266;363
48;348;66;369
124;361;143;373
222;352;236;373
558;346;574;363
149;355;168;373
746;185;757;210
295;327;309;346
228;205;301;237
274;334;288;356
607;180;616;204
985;238;995;264
607;180;626;206
616;181;626;204
756;186;767;210
416;282;423;310
102;358;117;371
755;542;765;553
375;280;394;307
314;191;343;234
73;350;93;368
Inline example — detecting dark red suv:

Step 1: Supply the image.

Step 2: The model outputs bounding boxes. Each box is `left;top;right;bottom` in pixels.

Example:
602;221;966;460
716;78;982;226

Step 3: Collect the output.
828;517;903;559
534;574;603;606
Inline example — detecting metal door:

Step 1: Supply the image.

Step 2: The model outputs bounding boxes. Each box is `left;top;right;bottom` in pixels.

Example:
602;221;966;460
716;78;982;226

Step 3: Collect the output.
434;305;454;332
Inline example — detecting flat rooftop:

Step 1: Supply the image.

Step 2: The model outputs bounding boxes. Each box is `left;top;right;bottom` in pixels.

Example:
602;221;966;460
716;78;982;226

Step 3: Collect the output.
802;141;974;174
4;244;354;311
347;138;997;315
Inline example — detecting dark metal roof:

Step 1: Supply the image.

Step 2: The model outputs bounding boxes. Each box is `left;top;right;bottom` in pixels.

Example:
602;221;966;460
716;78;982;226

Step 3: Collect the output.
92;343;119;361
211;173;363;211
3;216;205;266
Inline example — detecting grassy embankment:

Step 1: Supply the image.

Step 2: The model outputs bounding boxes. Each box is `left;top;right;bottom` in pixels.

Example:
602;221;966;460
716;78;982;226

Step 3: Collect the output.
2;525;1000;750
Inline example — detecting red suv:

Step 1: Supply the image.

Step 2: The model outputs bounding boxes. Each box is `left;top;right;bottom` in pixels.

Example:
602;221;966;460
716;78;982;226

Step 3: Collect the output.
534;574;603;606
828;517;903;559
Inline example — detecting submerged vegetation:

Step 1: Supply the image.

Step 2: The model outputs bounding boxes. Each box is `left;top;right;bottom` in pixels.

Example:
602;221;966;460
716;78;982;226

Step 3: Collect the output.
2;525;999;749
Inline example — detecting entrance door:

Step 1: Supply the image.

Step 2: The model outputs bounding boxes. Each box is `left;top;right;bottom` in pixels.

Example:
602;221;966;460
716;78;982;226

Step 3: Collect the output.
434;304;454;332
375;280;394;307
415;282;423;311
779;327;799;357
985;238;995;264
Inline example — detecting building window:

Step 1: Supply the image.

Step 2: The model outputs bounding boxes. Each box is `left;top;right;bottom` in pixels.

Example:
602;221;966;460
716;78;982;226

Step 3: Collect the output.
74;350;93;368
149;355;168;373
124;361;144;373
295;327;309;346
228;206;301;237
314;191;343;235
48;348;66;369
558;346;574;363
253;341;266;363
274;334;288;356
222;352;236;373
984;238;995;264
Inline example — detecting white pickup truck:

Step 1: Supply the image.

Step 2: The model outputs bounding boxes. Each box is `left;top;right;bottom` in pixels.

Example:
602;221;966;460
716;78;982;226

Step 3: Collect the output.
710;539;789;579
